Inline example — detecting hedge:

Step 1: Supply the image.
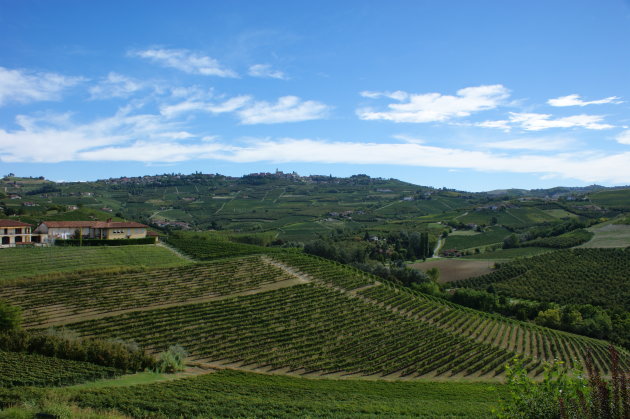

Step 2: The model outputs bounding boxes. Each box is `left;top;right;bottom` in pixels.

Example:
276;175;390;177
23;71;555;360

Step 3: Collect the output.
55;237;156;246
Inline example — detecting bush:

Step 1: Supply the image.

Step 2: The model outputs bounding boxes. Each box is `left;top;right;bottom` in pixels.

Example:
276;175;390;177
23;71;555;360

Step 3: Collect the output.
156;345;188;373
55;237;156;246
496;346;629;419
0;329;156;372
0;301;21;331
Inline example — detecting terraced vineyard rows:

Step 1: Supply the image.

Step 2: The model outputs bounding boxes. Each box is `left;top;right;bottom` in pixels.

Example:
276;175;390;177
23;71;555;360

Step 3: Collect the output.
452;248;630;311
266;253;629;373
64;284;527;378
356;284;624;373
9;246;627;379
166;233;282;259
0;351;121;387
0;256;298;327
0;245;189;281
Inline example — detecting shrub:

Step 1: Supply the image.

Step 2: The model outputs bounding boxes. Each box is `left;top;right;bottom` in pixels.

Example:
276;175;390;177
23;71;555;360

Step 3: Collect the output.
0;301;21;331
156;345;188;373
496;346;629;419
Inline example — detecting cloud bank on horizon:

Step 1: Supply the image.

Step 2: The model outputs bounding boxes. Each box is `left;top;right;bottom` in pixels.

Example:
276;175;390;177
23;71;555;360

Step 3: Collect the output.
1;1;629;190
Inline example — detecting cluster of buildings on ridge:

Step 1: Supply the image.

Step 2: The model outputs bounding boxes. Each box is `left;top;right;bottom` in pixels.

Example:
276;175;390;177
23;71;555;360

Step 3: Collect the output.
0;219;152;248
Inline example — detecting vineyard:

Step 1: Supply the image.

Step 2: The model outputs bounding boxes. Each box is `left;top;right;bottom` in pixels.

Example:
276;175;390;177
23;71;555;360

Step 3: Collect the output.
452;248;630;311
165;232;282;259
0;351;121;387
0;245;189;282
0;255;300;327
68;369;507;418
49;252;628;378
520;228;594;248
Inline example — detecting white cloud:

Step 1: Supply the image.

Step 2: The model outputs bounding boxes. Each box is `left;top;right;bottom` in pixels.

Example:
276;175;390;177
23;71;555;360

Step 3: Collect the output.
616;130;630;145
160;95;251;118
481;137;574;151
132;48;237;77
0;109;188;163
548;94;622;107
475;120;511;131
0;67;84;106
237;96;330;124
210;138;630;184
508;112;613;131
89;72;144;99
248;64;286;79
3;111;630;184
357;85;509;123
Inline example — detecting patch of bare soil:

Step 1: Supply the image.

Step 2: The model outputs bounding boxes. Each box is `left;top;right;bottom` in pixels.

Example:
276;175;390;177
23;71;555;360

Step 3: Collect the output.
410;259;496;283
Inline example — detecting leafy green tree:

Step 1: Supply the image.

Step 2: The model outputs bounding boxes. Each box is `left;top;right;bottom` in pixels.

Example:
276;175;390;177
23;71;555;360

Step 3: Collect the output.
535;308;562;329
0;301;22;331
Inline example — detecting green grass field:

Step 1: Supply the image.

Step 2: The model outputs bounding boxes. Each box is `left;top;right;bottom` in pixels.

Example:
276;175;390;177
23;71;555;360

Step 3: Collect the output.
580;223;630;248
69;369;507;418
0;245;190;281
444;226;511;250
461;247;550;260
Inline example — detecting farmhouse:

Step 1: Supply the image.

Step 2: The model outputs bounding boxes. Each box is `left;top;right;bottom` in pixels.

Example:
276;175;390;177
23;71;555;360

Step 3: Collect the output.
33;220;148;244
0;219;33;248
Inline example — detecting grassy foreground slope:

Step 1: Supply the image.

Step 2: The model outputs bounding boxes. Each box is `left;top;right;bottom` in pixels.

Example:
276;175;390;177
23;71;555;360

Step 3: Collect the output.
0;370;507;418
68;369;507;418
0;245;190;282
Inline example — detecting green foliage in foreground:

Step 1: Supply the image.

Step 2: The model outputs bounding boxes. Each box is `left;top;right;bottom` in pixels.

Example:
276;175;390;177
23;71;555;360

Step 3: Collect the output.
497;346;629;419
0;245;189;281
67;370;507;418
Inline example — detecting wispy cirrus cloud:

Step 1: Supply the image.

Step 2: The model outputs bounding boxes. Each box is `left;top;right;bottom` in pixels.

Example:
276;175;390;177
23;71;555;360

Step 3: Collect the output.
481;137;575;151
548;94;623;107
0;67;84;106
357;84;509;123
89;72;145;99
237;96;330;124
508;112;614;131
160;96;252;118
131;48;237;77
0;108;188;163
478;112;614;131
3;109;630;184
248;64;286;79
616;130;630;145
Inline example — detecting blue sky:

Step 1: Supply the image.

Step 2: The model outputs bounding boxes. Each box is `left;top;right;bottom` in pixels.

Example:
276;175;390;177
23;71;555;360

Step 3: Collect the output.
1;0;630;191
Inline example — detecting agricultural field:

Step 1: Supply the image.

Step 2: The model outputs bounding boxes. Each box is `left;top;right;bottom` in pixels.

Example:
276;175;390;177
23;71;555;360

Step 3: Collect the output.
580;223;630;248
66;369;508;418
0;351;121;388
589;188;630;210
461;247;550;260
410;259;496;283
165;232;285;259
9;251;621;379
453;248;630;312
444;226;511;250
0;245;189;282
0;255;300;327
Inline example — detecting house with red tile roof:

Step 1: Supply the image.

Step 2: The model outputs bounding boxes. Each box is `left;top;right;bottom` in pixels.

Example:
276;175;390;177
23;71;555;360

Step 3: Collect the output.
33;220;148;244
0;219;33;248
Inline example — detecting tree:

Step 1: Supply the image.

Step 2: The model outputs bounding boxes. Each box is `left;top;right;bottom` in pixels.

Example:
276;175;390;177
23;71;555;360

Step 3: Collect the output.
0;301;22;331
535;308;562;329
